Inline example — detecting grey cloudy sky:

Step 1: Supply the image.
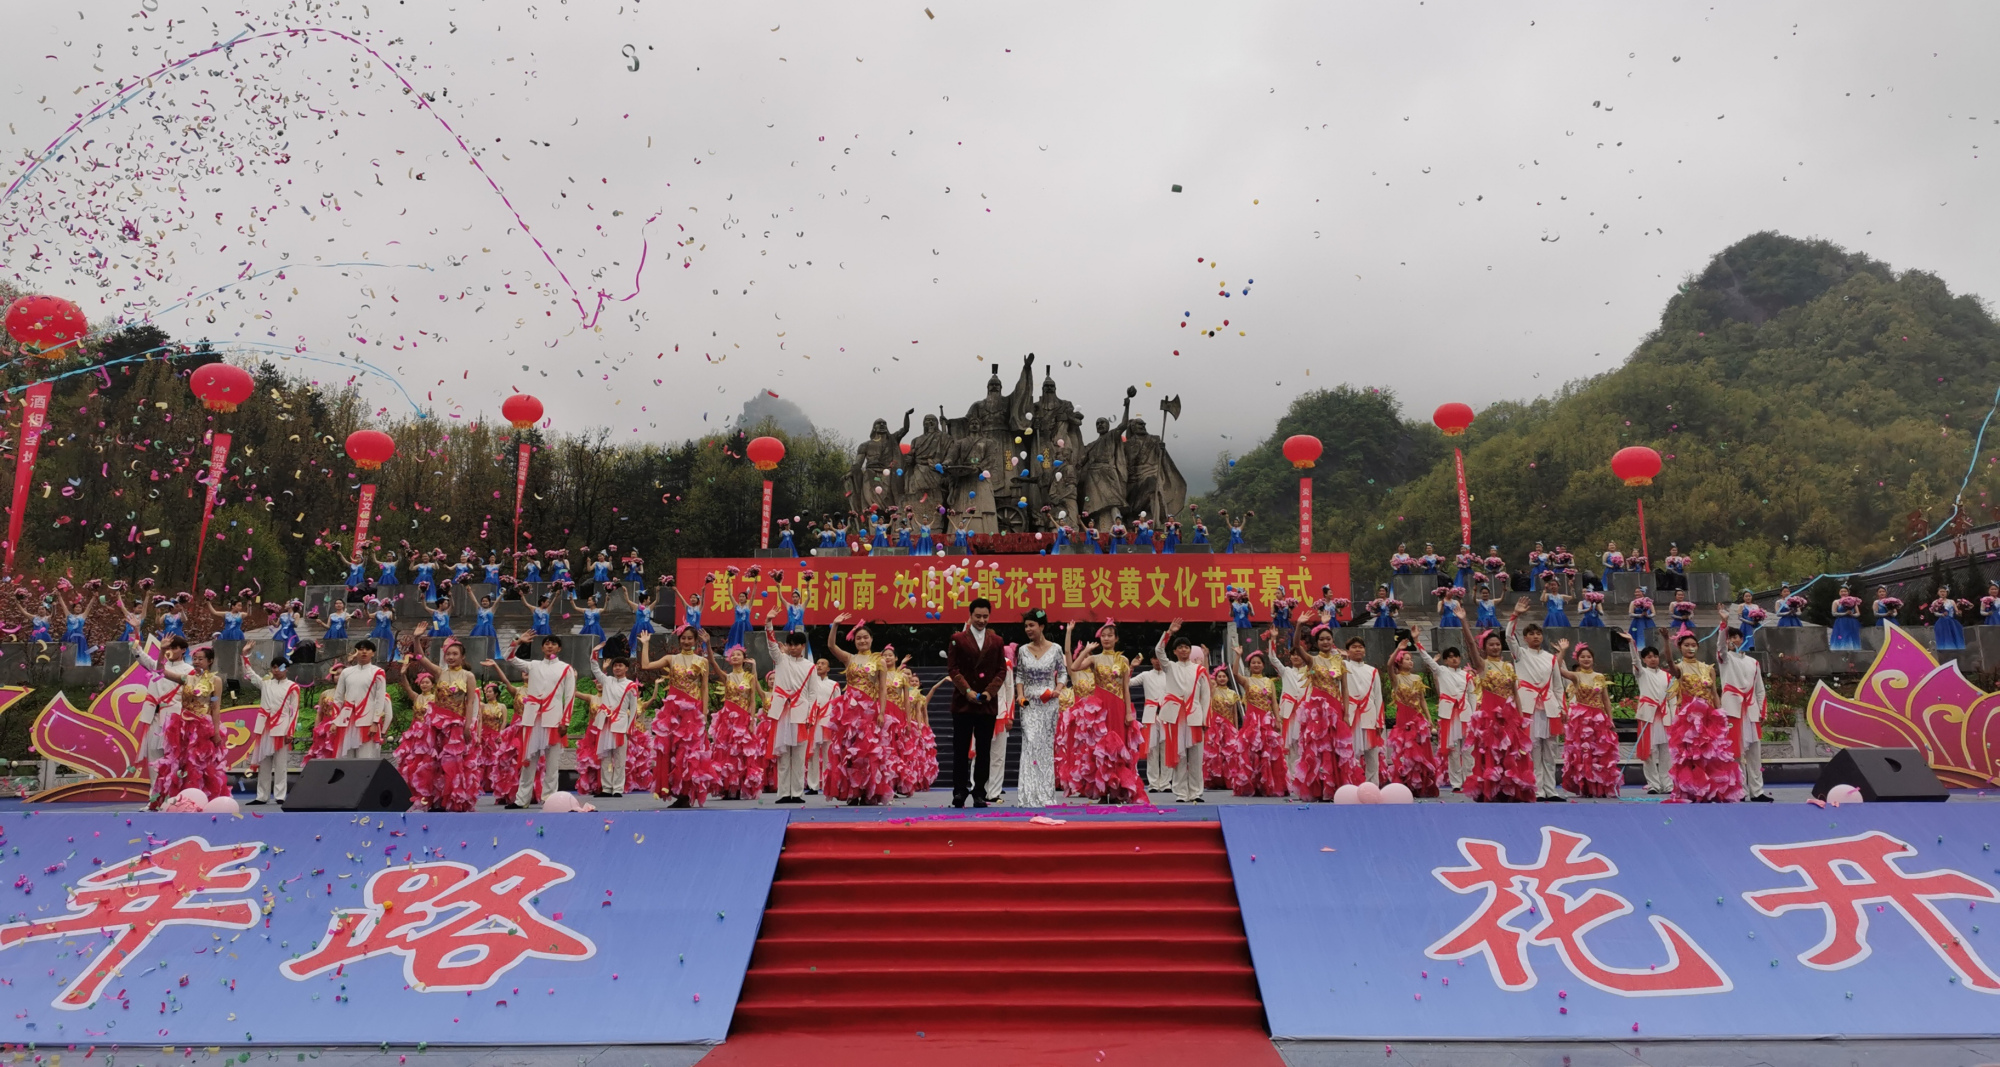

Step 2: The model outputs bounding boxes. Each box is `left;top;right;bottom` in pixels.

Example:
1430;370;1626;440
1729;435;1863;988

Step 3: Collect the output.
6;1;1997;492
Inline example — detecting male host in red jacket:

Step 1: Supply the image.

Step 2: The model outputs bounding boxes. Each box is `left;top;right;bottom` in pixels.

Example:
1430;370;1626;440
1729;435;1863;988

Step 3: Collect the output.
947;598;1007;807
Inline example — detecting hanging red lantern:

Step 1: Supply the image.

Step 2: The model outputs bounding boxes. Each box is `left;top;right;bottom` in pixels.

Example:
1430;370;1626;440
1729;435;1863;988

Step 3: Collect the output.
899;441;913;455
345;429;396;471
746;436;786;472
4;294;87;355
189;363;255;413
1432;402;1474;437
1282;434;1323;470
1610;445;1663;487
500;393;544;430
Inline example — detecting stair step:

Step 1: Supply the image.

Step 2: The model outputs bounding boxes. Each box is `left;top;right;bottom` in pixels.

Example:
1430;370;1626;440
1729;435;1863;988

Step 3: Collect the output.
769;876;1237;908
731;996;1267;1031
757;905;1245;940
778;852;1228;880
780;822;1223;849
748;935;1252;968
740;966;1261;1001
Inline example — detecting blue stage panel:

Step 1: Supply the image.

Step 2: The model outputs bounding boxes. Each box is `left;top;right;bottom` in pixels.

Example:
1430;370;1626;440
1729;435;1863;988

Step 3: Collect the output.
1218;805;2000;1040
0;810;788;1046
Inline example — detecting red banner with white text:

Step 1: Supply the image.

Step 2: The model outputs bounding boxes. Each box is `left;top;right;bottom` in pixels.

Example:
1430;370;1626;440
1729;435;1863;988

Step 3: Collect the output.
1454;447;1472;549
674;552;1349;625
189;430;232;587
3;382;53;574
354;483;378;550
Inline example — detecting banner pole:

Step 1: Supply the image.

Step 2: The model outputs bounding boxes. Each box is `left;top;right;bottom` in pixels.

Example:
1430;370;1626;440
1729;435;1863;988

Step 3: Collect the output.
190;431;232;591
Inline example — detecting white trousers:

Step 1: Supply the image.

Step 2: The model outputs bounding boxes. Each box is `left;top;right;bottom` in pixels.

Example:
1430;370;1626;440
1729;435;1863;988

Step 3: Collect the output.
1641;720;1672;792
336;727;381;761
513;727;561;805
1354;743;1381;786
1148;727;1169;790
983;725;1008;802
255;749;289;803
600;744;627;795
807;738;827;791
1533;736;1563;798
1737;716;1765;798
1172;744;1204;802
1442;719;1470;789
774;742;808;799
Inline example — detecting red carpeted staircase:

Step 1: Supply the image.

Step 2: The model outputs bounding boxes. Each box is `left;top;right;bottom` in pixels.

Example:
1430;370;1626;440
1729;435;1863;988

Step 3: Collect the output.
702;821;1282;1067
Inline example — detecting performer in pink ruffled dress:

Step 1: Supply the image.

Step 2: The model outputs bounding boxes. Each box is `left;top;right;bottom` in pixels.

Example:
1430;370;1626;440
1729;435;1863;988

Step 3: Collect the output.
823;612;896;805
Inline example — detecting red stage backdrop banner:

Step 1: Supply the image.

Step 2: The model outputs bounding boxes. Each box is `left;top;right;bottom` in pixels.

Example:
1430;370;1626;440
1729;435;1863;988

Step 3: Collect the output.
675;552;1348;624
3;382;53;573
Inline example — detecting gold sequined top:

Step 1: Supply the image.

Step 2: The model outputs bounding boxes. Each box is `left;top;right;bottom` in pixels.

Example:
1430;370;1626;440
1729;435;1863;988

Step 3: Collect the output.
1069;669;1098;698
1391;673;1429;712
1672;660;1717;703
1479;662;1518;697
890;667;922;708
664;653;709;698
1242;675;1279;713
844;651;888;699
1209;686;1242;726
724;668;759;710
1090;652;1131;699
433;668;477;718
180;671;220;714
1304;652;1344;695
1567;670;1609;712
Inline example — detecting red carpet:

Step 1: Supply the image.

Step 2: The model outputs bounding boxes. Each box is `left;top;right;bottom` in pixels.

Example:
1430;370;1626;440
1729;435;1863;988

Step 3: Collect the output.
699;820;1283;1067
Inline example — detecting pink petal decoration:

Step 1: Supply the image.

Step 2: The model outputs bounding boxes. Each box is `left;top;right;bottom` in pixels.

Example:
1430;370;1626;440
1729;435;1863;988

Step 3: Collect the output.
1807;622;2000;788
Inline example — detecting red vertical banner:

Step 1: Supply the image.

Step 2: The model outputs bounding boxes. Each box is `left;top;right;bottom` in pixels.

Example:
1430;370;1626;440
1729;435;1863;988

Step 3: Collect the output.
760;479;774;550
1454;447;1472;548
3;382;53;574
514;439;531;573
354;484;378;551
1298;476;1313;554
189;431;232;590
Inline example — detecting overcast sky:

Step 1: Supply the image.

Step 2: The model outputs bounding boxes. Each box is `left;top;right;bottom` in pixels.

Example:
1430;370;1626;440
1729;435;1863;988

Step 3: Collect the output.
5;1;1998;492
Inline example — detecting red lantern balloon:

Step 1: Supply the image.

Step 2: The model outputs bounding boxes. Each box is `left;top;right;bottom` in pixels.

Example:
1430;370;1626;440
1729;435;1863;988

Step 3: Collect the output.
1433;402;1474;437
189;363;255;414
4;294;87;355
500;393;544;430
1610;445;1663;487
1282;434;1323;470
899;441;913;456
345;429;396;471
746;436;786;472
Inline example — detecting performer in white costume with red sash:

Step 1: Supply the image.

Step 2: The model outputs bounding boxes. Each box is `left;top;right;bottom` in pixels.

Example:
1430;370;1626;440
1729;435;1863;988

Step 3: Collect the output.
329;639;392;759
1132;656;1167;792
765;618;816;803
590;646;641;798
131;634;194;801
1153;619;1212;803
1506;604;1567;801
806;659;839;795
1411;634;1475;792
1339;635;1384;785
1717;610;1773;802
504;635;576;809
1633;645;1673;794
241;652;302;805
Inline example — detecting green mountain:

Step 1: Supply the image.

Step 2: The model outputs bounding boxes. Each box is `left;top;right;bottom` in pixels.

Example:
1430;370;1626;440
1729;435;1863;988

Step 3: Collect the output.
1201;232;2000;589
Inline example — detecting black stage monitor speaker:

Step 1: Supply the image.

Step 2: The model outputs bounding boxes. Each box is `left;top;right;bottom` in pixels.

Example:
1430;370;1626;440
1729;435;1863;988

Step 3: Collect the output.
1811;747;1948;803
284;759;413;812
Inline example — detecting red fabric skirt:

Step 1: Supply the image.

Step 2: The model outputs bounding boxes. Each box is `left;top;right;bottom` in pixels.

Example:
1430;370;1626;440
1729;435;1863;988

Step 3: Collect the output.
1466;690;1535;802
471;722;510;796
891;717;939;795
396;706;479;812
303;715;343;764
1053;701;1088;795
1668;698;1743;802
623;723;657;794
491;721;543;804
1203;713;1239;790
1560;702;1622;798
157;711;228;801
572;721;604;795
709;700;764;800
1228;704;1288;798
1065;690;1146;803
823;690;894;805
1385;704;1443;798
1288;690;1345;801
650;688;716;804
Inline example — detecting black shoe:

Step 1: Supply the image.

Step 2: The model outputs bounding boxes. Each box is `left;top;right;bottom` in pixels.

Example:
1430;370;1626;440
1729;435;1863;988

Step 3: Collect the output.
670;796;693;809
1644;787;1660;794
503;801;523;810
777;796;805;805
972;798;989;808
1538;795;1567;802
1750;792;1775;803
246;799;267;806
804;787;820;796
950;795;967;808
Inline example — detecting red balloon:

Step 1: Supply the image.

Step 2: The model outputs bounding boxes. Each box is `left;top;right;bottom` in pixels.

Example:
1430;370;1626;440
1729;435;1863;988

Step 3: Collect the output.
1282;434;1323;470
345;429;396;471
746;435;786;471
189;363;255;413
1611;445;1663;487
1432;402;1474;437
4;294;87;355
899;441;913;455
500;393;544;430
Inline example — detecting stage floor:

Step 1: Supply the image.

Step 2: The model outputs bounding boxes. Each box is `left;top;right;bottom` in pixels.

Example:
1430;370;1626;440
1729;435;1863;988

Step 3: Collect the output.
5;779;1992;816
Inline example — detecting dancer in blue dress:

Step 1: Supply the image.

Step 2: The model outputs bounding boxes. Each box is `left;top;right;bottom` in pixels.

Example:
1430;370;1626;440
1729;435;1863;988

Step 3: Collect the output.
1830;586;1864;651
428;599;455;639
723;586;753;650
1739;603;1765;652
324;602;351;640
374;546;401;589
1475;584;1500;630
1190;515;1210;547
951;512;973;554
1662;543;1690;592
550;551;573;586
913;517;935;556
1775;584;1806;627
1540;577;1572;628
1229;588;1256;643
413;557;438;600
894;514;913;553
1389;544;1415;575
1871;586;1902;629
1221;508;1249;554
204;596;248;642
1599;542;1624;593
676;583;703;632
777;519;800;557
1627;589;1657;651
781;588;812;659
622;552;646;597
1578;590;1605;628
113;587;146;643
54;586;92;666
869;513;891;551
530;593;555;637
579;593;607;641
337;540;371;599
1051;517;1072;553
521;550;544;585
27;601;54;645
622;585;659;649
1134;516;1156;551
1454;545;1478;595
271;600;303;654
452;554;473;585
1983;582;2000;627
477;554;499;587
1667;590;1696;636
469;594;499;639
1437;585;1465;628
1930;587;1967;651
1161;518;1180;554
365;600;397;660
160;597;188;638
1418;543;1442;576
1527;541;1550;591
